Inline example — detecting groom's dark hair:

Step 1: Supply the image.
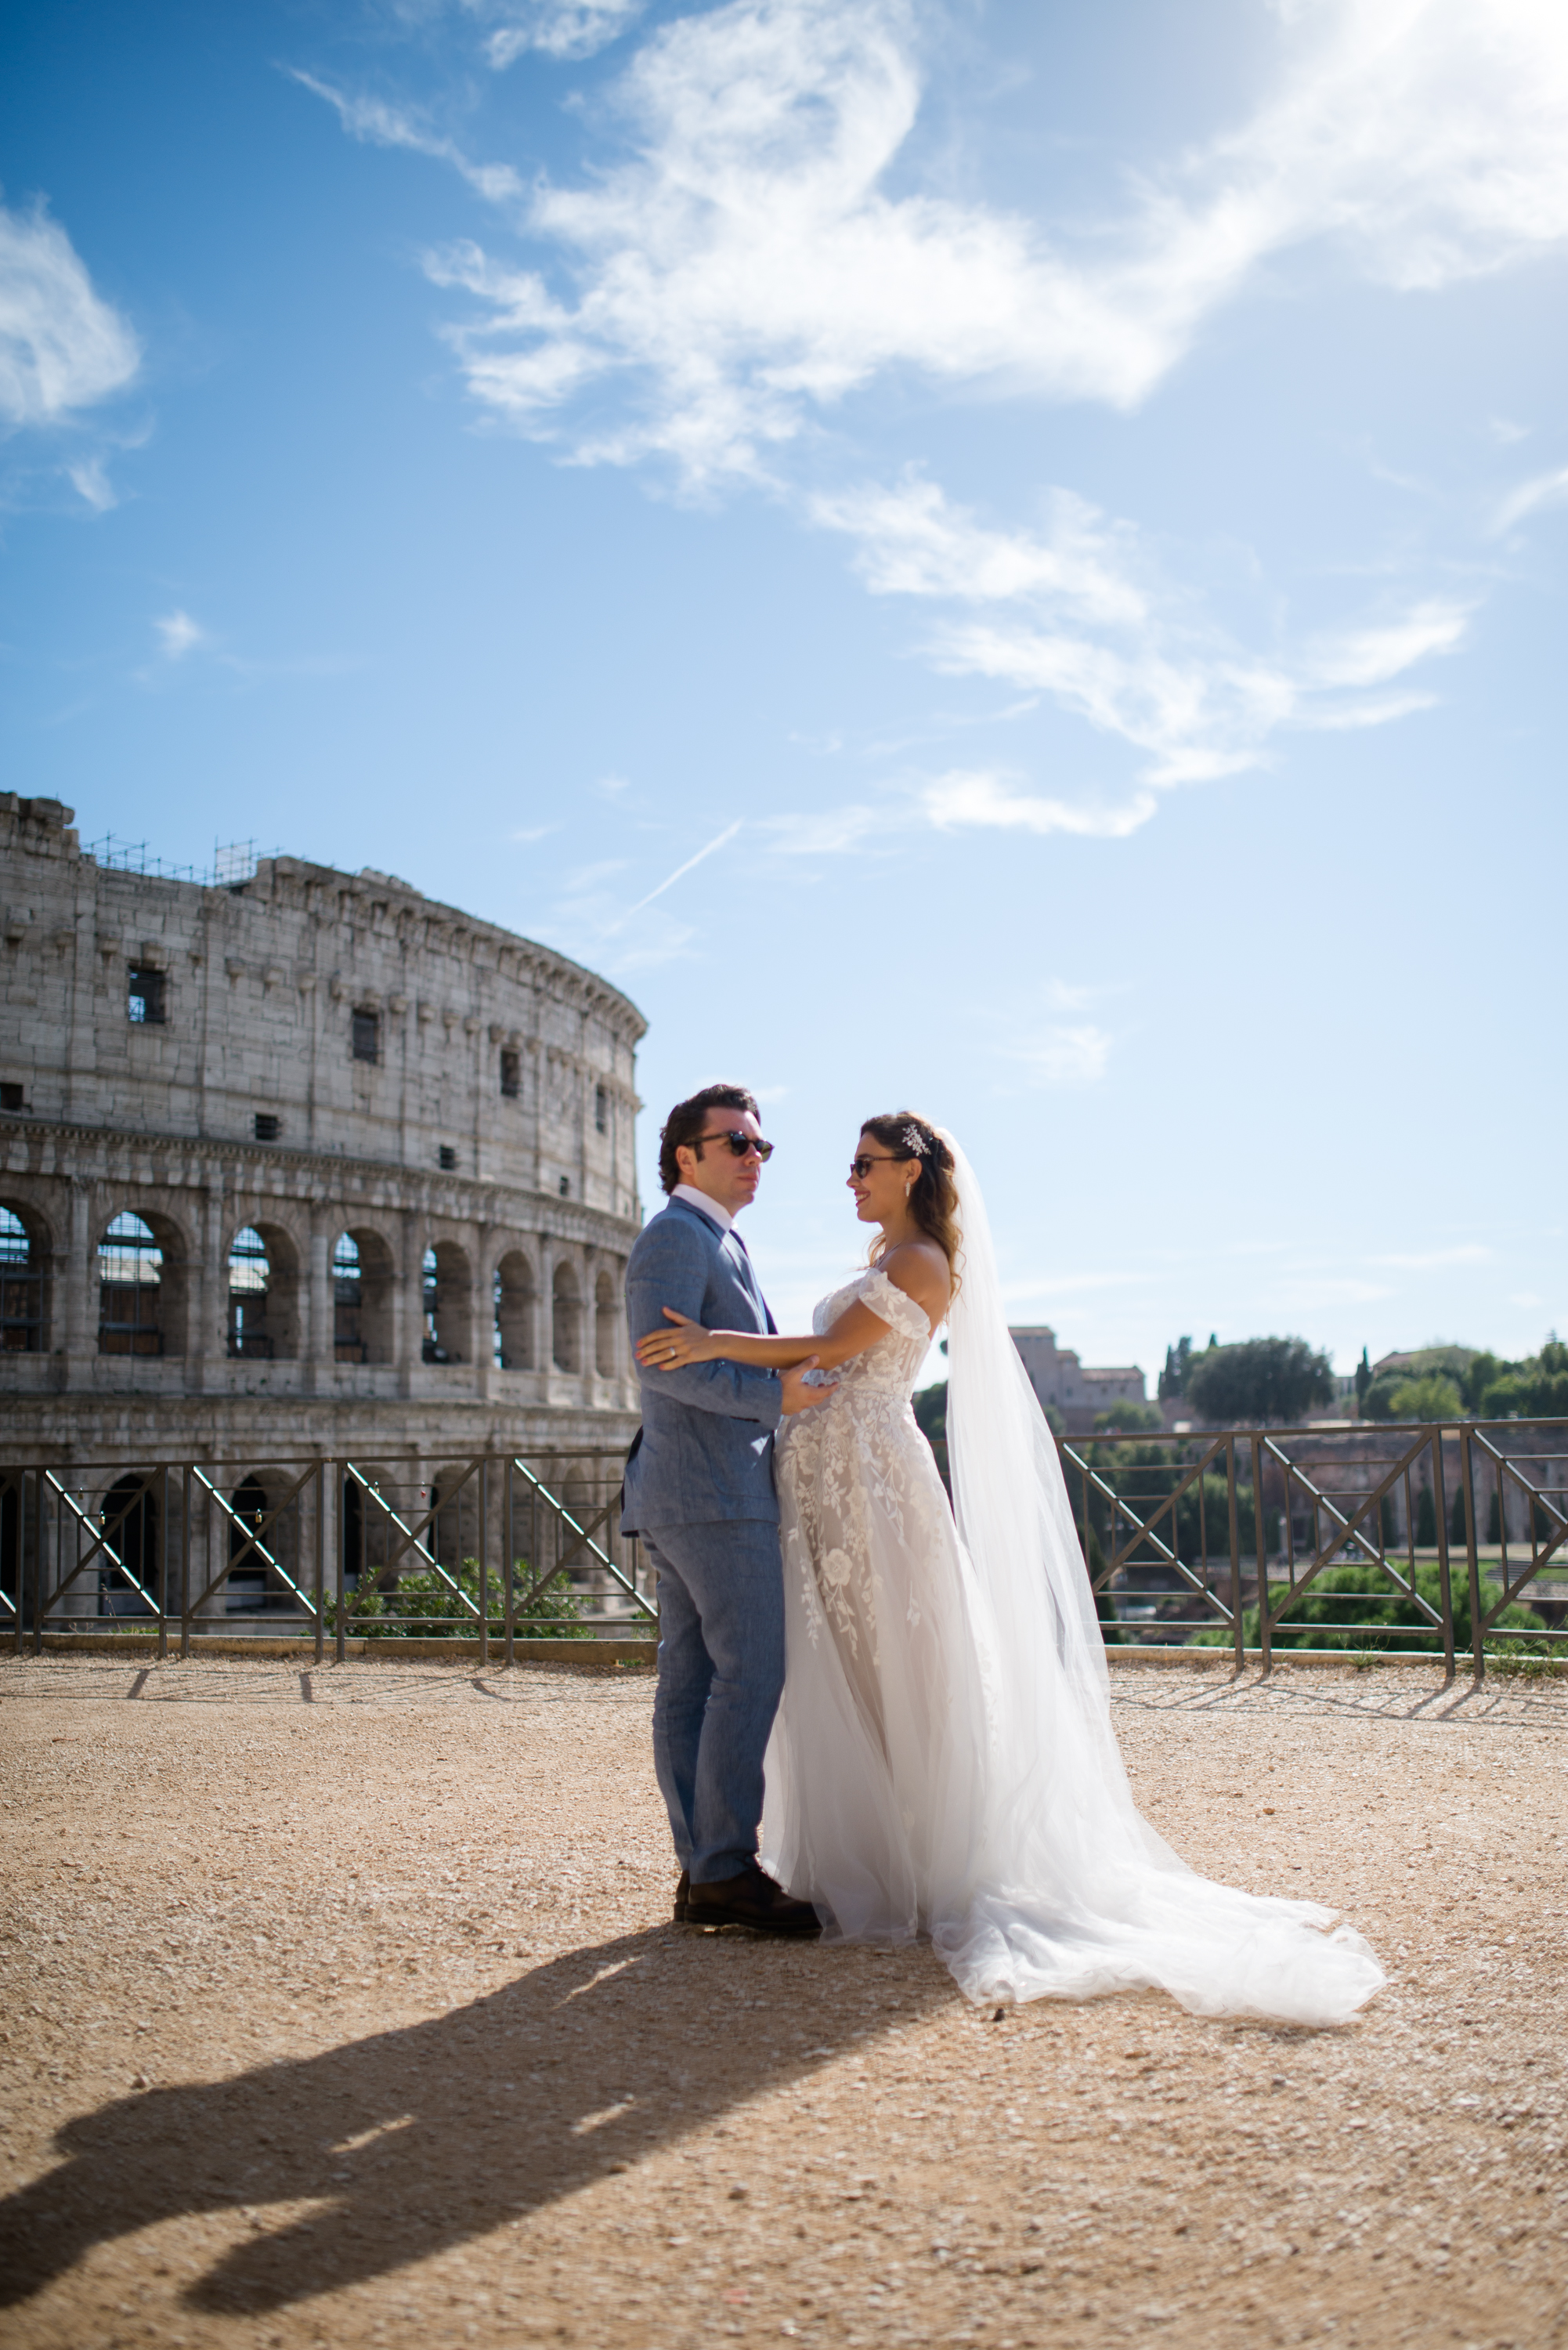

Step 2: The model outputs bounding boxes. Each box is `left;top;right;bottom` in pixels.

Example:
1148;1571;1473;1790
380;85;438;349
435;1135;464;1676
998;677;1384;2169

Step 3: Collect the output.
659;1083;760;1195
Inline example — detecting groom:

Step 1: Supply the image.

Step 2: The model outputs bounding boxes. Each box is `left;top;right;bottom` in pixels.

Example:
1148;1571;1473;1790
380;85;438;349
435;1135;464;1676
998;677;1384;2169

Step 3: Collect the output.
621;1083;826;1936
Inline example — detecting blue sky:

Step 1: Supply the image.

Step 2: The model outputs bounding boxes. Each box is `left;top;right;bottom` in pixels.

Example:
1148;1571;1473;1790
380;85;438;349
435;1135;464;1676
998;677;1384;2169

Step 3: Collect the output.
4;0;1566;1381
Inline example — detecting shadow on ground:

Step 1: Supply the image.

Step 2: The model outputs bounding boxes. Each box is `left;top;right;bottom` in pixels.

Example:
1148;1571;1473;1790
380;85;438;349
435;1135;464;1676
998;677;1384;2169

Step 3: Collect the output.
0;1928;953;2316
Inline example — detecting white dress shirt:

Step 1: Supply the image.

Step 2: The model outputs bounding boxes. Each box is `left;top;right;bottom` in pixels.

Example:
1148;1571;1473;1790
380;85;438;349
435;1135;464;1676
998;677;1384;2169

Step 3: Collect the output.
671;1182;733;1234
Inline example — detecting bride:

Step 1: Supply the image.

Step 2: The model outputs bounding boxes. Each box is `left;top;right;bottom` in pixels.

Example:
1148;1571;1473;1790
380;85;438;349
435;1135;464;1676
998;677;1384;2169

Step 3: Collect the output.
635;1113;1383;2024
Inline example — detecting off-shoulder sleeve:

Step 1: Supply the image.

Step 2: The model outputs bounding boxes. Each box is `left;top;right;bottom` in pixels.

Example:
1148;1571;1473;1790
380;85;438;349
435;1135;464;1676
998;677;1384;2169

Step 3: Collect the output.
854;1267;934;1342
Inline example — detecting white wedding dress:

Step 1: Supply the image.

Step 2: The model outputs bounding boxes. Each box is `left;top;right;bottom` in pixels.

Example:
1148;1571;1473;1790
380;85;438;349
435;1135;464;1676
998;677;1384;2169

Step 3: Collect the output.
761;1140;1385;2026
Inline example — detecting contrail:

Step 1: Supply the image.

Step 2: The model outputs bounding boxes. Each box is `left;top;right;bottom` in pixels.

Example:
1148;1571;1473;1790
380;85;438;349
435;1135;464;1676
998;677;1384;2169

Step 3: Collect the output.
625;820;742;917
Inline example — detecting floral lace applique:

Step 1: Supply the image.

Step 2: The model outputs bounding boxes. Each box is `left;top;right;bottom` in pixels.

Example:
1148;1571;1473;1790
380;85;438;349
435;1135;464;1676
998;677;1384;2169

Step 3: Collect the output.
779;1267;945;1686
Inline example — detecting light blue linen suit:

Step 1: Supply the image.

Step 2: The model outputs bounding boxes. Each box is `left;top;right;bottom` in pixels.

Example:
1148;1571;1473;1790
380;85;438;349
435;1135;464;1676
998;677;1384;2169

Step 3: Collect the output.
620;1195;785;1882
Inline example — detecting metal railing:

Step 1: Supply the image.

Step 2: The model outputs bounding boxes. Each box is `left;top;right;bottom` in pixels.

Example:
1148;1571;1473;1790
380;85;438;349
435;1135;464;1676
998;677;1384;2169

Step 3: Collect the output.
0;1450;654;1665
1060;1417;1568;1673
4;1422;1565;1676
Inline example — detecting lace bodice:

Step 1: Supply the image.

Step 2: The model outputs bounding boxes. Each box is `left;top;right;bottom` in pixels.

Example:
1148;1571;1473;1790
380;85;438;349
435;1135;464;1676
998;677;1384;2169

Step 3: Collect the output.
804;1267;933;1401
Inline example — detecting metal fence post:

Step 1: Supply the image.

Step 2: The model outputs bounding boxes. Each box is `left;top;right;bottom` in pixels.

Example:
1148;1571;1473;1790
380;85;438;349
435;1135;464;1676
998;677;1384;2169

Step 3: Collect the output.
314;1458;326;1666
336;1459;348;1666
1245;1435;1263;1672
180;1464;192;1659
504;1455;515;1670
1227;1437;1243;1669
478;1455;489;1668
1430;1426;1453;1679
157;1462;170;1661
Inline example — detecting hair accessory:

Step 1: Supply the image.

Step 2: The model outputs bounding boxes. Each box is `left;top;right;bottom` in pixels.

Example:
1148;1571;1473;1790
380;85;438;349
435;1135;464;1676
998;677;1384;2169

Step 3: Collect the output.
901;1125;927;1159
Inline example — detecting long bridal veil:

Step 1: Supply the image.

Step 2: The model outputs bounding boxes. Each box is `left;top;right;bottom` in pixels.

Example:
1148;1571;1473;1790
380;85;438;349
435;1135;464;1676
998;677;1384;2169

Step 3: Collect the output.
934;1133;1384;2024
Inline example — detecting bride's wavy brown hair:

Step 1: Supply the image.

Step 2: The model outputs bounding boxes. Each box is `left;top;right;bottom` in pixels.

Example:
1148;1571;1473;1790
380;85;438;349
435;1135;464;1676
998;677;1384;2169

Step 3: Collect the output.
860;1111;962;1297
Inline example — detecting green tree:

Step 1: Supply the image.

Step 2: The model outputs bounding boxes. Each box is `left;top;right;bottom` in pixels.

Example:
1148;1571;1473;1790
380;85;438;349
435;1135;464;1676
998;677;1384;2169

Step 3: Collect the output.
1449;1479;1469;1549
1183;1336;1335;1427
1354;1347;1372;1410
1386;1372;1466;1423
1472;1340;1568;1420
1158;1338;1194;1401
1093;1402;1165;1434
1414;1484;1437;1548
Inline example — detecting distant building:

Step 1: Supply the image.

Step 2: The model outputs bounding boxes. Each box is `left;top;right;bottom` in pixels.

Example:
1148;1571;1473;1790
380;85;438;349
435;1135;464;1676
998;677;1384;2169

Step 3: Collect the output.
1008;1326;1146;1437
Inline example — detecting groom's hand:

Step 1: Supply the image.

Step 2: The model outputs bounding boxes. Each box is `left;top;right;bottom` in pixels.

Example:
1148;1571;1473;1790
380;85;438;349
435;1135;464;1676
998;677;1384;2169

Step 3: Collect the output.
781;1358;837;1416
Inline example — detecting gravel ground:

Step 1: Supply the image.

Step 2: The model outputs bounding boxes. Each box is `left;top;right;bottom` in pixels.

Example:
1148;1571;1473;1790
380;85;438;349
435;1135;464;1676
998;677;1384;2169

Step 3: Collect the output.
0;1654;1564;2350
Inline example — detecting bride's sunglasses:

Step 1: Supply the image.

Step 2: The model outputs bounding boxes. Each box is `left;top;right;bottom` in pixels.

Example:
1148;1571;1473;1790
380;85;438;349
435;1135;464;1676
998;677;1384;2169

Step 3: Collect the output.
697;1129;775;1162
849;1153;909;1178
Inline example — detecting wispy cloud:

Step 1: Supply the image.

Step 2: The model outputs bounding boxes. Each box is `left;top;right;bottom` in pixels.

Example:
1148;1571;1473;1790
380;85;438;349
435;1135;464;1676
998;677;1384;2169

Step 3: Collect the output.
350;0;1568;483
67;455;117;512
287;72;527;208
1493;462;1568;534
820;477;1469;821
0;199;139;429
761;805;881;855
154;609;205;660
474;0;645;65
1001;1025;1114;1087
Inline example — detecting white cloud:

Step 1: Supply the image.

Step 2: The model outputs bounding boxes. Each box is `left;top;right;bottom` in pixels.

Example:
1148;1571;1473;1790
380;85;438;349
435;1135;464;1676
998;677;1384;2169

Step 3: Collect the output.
1001;1025;1114;1087
924;770;1158;841
761;805;881;854
154;609;206;660
1493;462;1568;533
288;73;527;208
0;200;139;429
831;477;1467;819
475;0;645;64
67;455;117;512
381;0;1568;482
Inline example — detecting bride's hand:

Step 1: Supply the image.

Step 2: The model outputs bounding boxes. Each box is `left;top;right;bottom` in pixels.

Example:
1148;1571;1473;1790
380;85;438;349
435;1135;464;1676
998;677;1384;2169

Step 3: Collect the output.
636;1309;718;1370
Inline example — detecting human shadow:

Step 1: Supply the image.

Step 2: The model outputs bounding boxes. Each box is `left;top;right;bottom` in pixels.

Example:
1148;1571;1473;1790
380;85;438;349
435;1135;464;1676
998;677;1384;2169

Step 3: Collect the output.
0;1927;951;2316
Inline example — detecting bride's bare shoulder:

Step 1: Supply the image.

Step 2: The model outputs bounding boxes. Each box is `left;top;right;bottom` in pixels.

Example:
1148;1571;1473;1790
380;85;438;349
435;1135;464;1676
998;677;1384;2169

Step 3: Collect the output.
877;1240;952;1311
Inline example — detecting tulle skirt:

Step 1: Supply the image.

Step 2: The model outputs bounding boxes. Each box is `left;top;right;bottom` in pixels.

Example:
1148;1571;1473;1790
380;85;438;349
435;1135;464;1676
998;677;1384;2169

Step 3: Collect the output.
762;1394;1385;2027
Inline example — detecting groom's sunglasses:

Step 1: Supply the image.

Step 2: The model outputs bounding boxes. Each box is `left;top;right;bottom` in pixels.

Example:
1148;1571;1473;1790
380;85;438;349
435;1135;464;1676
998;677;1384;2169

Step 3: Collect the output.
696;1129;775;1162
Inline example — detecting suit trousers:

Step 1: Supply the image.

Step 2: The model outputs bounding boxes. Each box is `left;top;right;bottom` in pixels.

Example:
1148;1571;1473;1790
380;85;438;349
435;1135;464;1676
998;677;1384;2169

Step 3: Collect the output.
641;1518;786;1884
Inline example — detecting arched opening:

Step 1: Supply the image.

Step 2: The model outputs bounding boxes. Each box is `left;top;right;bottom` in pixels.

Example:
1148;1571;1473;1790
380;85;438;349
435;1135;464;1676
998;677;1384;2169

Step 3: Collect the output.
1;1205;44;1353
332;1228;394;1364
493;1250;537;1370
99;1474;157;1616
551;1261;581;1374
421;1242;471;1365
99;1215;164;1357
227;1229;272;1359
594;1268;617;1379
227;1474;271;1611
1;1477;20;1622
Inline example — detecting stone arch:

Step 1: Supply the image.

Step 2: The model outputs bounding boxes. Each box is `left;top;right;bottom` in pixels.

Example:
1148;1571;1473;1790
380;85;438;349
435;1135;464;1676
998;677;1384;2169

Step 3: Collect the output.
594;1266;618;1379
551;1258;582;1375
98;1206;190;1358
493;1246;537;1371
331;1225;396;1365
225;1220;303;1361
224;1468;299;1614
341;1464;398;1596
421;1239;471;1365
0;1198;49;1354
97;1472;158;1617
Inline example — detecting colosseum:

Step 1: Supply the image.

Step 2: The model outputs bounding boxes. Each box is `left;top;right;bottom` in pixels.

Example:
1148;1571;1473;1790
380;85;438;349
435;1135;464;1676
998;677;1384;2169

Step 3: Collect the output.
0;793;646;1632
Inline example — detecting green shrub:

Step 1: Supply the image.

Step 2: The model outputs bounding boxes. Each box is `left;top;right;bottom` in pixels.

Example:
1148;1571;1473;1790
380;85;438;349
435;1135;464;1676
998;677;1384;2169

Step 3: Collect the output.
1188;1558;1546;1655
324;1559;594;1640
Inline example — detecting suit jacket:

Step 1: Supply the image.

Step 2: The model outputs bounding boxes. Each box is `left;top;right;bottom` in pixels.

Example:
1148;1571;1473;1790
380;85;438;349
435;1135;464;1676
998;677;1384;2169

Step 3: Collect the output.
620;1195;782;1532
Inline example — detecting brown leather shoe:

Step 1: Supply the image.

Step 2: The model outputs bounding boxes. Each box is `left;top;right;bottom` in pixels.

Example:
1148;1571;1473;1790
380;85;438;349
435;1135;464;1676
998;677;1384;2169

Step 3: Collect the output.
686;1862;821;1938
674;1870;690;1923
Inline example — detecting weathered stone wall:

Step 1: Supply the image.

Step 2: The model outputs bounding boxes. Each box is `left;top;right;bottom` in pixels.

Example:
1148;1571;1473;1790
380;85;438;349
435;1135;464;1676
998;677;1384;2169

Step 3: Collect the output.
0;795;646;1488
